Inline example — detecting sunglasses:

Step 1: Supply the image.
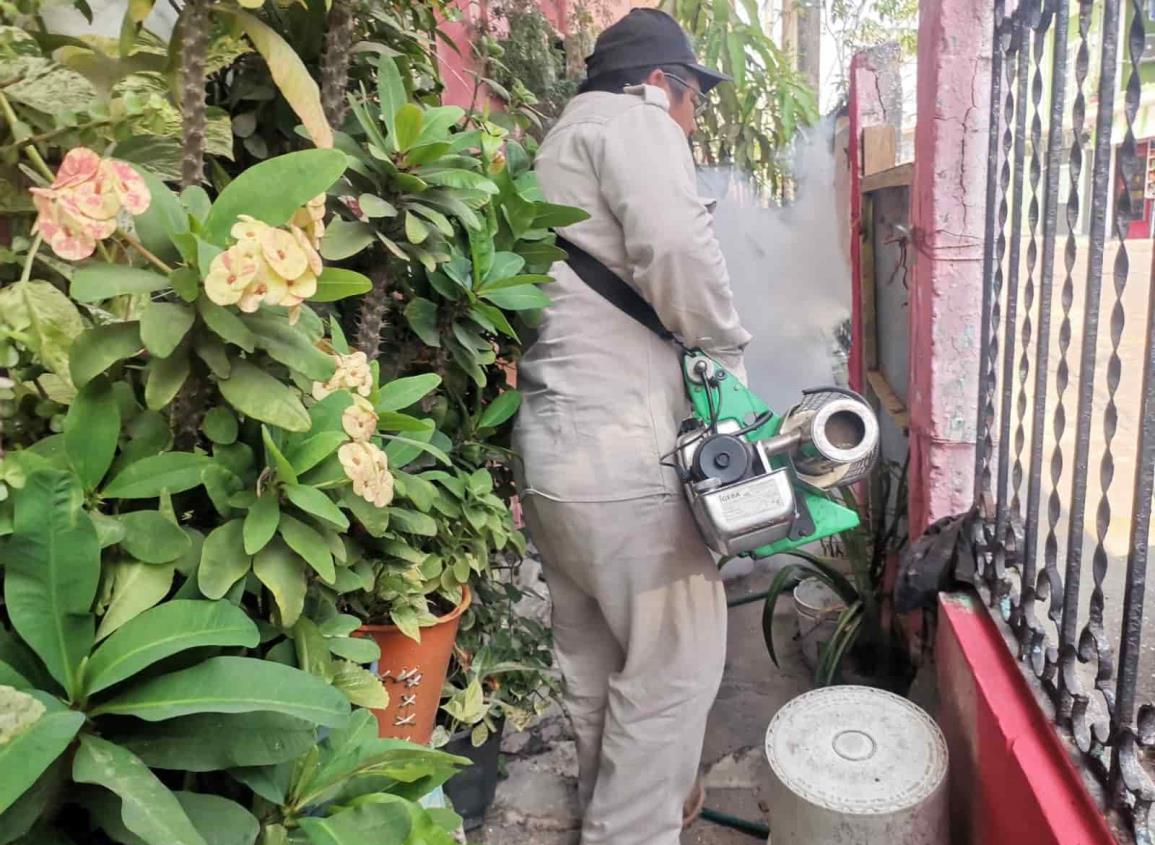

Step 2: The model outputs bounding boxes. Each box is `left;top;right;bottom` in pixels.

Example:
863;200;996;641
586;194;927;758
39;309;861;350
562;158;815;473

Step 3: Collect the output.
665;72;709;118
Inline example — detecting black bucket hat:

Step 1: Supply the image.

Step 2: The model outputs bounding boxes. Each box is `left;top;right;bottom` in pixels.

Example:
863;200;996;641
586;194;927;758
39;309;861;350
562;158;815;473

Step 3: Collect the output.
585;8;731;93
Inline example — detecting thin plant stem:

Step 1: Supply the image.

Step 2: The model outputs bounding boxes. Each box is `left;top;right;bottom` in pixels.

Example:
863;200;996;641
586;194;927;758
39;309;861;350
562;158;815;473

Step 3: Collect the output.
19;232;42;284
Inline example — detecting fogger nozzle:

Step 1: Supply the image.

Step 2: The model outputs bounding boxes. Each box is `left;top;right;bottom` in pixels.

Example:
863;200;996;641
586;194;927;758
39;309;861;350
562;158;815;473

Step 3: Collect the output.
778;388;879;489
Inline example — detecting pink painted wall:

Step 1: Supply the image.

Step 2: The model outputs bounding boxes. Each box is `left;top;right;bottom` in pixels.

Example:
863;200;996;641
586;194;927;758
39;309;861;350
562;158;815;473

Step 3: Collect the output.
936;594;1116;845
906;0;990;535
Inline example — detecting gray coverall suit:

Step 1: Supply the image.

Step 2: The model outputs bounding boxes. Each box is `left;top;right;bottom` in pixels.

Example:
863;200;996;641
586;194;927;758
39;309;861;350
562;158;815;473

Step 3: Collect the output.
513;83;752;845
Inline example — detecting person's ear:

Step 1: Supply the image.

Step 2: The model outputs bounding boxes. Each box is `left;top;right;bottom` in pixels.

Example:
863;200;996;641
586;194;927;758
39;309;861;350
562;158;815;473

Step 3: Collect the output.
645;68;667;88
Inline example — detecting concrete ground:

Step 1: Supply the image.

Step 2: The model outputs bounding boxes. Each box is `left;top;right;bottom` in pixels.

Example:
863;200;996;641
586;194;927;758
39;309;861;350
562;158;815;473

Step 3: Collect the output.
469;566;811;844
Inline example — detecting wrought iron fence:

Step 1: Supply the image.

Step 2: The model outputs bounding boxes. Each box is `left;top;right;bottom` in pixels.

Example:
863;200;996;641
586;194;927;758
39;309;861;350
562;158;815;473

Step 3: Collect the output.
972;0;1155;839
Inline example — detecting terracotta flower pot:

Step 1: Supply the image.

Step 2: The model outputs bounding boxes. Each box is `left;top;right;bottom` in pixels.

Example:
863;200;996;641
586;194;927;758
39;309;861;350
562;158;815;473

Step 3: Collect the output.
357;587;472;744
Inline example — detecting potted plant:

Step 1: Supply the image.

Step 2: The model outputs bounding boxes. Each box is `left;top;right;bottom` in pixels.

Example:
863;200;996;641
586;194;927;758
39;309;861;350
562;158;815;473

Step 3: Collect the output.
763;461;912;688
432;568;561;829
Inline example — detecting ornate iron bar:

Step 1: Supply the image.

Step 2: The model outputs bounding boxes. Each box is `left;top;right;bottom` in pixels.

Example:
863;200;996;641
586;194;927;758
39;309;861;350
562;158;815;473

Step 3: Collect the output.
972;0;1155;838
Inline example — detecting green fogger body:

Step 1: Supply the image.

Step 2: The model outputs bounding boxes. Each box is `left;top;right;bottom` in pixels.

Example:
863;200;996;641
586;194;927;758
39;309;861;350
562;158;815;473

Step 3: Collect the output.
674;351;880;559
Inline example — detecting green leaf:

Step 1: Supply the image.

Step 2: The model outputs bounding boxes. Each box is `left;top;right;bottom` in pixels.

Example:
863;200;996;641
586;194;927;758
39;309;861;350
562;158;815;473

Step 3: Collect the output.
388;508;437;536
0;690;84;815
203;407;239;445
73;735;207;845
175;792;259;845
376;412;433;433
140;303;195;358
198;520;252;600
202;149;346;244
170;268;200;303
5;471;98;698
481;285;550;311
279;516;335;582
0;281;84;378
394;103;423;152
326;636;379;664
71;266;170;303
477;274;552;294
86;600;259;695
342;491;390;537
145;349;191;411
312;268;372;302
478;389;521;429
403;298;441;347
376;55;406;144
421;169;498;194
244;313;335;382
262;426;298;485
132;170;188;262
111;712;315;772
382;433;450;467
91;655;350;725
197;299;256;352
69;322;142;388
285;432;346;474
64;377;120;490
532;202;589;228
299;799;412;845
404;211;430;245
331;661;389;709
95;561;176;642
219;360;311;433
244;495;281;555
284;484;349;530
357;194;396;218
117;510;191;565
320;220;375;261
103;452;213;499
253;540;307;627
375;374;442;413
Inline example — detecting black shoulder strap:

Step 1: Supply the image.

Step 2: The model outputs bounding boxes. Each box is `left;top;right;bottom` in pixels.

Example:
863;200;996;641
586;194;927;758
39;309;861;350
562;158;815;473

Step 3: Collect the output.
555;235;673;342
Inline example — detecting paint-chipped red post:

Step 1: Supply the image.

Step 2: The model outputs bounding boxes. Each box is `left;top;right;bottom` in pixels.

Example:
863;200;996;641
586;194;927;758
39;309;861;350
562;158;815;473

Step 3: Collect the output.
907;0;993;537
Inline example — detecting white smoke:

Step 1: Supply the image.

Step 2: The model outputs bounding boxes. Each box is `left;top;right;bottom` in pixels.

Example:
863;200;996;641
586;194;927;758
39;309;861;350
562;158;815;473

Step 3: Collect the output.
698;116;852;415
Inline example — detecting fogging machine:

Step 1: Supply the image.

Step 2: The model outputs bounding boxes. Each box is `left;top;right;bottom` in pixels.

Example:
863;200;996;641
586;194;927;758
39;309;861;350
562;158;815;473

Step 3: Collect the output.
557;236;880;558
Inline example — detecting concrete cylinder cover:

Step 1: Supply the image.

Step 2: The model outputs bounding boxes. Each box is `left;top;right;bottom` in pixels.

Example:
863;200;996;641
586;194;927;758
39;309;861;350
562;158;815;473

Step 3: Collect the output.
765;685;948;844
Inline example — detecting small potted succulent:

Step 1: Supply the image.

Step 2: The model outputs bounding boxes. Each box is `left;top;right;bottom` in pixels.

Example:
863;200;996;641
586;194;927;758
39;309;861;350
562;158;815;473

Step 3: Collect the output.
432;569;561;829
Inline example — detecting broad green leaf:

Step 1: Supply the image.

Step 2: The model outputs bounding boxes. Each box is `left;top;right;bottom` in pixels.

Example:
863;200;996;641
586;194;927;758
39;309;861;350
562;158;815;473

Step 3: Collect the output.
284;484;349;530
244;313;335;381
64;377;120;490
71;266;170;303
262;426;298;485
219;361;311;432
331;661;388;709
144;349;191;411
394;103;423;152
387;508;437;536
176;793;259;845
389;606;421;643
326;636;379;664
197;299;256;352
278;516;334;582
253;540;307;627
375;374;441;413
244;495;281;555
312;268;372;302
478;389;521;429
481;284;551;311
476;274;552;294
285;432;346;474
0;281;84;378
376;412;433;433
103;452;213;499
0;689;84;815
86;600;259;695
420;169;498;194
0;754;68;843
231;10;331;149
69;322;142;388
132;169;187;261
5;472;98;698
72;735;207;845
404;211;429;244
119;511;190;564
96;561;176;642
299;800;412;845
357;194;396;218
111;712;315;772
533;202;589;228
341;490;390;537
91;655;351;726
140;303;195;358
319;220;375;261
0;661;31;690
471;302;518;340
382;433;450;466
202;149;345;244
376;55;406;144
203;407;239;445
403;298;440;347
198;520;252;600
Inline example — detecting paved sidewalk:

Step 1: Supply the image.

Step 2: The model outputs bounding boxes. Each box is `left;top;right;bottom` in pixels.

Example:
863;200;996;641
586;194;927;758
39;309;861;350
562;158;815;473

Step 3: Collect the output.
471;566;811;844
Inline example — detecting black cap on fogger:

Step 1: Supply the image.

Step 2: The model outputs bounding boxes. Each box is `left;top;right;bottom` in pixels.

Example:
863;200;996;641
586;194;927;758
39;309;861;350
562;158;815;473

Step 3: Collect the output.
584;8;731;93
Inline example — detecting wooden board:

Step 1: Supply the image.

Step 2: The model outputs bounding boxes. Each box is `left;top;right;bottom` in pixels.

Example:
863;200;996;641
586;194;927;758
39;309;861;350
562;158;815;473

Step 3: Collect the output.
862;125;897;177
862;162;914;193
865;368;909;430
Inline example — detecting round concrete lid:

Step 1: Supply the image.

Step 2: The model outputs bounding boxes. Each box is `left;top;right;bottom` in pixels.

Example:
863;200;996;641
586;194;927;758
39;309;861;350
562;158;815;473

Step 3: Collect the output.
765;685;948;815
